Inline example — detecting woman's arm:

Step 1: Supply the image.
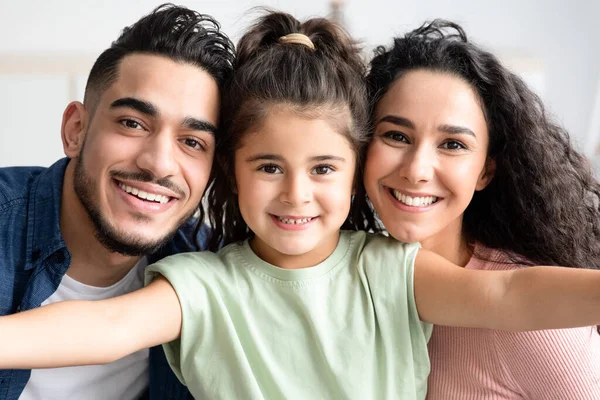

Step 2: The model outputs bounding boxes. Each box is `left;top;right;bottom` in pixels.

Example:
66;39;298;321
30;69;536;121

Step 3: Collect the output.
0;276;181;369
414;249;600;330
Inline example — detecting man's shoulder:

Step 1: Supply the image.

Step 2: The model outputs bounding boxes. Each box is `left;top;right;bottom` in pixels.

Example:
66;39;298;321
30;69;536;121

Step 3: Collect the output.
0;165;46;208
149;219;211;262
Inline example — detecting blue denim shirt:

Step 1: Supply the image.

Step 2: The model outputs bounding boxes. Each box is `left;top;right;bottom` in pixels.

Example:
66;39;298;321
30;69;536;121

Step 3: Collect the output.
0;158;202;400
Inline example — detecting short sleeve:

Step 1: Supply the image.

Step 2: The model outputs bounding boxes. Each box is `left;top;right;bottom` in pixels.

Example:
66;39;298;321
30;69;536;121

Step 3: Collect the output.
145;252;220;386
403;242;433;340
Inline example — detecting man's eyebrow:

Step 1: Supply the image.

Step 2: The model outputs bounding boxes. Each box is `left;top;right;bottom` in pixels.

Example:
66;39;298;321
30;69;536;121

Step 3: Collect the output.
183;117;217;135
377;115;415;129
110;98;216;134
110;97;158;117
438;124;476;137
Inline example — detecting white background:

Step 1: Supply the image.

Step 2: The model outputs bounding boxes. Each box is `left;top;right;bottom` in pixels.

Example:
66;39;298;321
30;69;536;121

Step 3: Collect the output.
1;0;599;167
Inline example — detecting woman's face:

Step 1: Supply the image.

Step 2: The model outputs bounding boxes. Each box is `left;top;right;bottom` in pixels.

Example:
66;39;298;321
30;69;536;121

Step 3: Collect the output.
364;69;494;246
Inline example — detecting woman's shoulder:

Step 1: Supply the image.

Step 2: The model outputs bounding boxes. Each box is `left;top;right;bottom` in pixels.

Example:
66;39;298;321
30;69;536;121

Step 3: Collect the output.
468;244;532;271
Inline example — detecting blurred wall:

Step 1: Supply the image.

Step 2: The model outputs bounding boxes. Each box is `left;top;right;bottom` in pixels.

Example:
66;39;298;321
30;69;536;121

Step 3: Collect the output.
1;0;598;166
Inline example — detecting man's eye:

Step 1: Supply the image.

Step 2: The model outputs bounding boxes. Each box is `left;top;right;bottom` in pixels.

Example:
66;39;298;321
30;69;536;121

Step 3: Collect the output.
184;138;205;151
120;119;144;130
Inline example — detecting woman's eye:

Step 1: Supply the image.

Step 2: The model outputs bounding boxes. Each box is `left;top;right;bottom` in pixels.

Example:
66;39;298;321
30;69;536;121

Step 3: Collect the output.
440;140;466;150
382;131;409;143
183;138;205;151
259;164;281;174
312;165;334;175
120;119;144;130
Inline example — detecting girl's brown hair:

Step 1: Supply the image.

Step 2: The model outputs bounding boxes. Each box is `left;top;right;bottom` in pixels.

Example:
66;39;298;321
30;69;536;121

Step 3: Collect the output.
206;11;377;251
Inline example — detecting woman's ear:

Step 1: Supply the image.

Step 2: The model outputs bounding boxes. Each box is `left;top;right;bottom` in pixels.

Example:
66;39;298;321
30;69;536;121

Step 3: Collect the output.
61;101;89;158
476;158;496;191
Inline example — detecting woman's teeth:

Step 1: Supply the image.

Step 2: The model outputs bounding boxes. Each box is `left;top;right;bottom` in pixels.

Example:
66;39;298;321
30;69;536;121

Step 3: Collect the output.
392;190;438;207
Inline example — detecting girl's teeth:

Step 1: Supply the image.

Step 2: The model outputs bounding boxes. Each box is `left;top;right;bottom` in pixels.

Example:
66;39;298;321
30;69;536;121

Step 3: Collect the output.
276;216;314;225
118;183;170;204
392;190;438;207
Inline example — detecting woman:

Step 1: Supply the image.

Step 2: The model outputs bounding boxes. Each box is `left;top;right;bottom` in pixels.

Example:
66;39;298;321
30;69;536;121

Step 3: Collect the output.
364;20;600;399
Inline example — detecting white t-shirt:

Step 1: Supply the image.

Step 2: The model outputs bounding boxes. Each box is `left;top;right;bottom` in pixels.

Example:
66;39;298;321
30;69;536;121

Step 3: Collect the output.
19;258;150;400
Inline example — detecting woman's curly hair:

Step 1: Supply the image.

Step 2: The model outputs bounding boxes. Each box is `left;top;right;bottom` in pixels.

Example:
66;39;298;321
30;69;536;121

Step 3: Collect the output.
366;19;600;269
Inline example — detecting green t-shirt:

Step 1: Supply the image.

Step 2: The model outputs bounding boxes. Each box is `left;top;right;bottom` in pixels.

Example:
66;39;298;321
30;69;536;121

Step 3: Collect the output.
146;230;432;399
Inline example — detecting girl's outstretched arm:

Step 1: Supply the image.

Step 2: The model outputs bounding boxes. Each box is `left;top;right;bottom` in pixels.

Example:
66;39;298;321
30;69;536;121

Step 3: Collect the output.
0;276;181;369
414;249;600;330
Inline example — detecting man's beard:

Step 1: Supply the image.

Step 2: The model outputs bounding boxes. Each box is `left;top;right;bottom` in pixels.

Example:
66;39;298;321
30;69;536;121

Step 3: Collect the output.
73;150;194;256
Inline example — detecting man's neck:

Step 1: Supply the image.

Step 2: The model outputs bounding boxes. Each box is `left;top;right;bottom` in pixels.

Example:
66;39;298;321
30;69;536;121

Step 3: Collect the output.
60;163;140;287
420;218;473;268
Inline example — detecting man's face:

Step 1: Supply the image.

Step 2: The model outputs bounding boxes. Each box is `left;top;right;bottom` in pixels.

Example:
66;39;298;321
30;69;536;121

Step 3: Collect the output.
72;54;219;255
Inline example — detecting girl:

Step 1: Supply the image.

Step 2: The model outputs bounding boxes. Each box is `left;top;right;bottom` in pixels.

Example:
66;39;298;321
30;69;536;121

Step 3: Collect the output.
364;20;600;399
2;12;600;400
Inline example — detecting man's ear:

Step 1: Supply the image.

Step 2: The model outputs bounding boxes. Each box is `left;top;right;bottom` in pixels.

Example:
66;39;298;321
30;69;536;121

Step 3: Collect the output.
475;157;496;191
61;101;88;158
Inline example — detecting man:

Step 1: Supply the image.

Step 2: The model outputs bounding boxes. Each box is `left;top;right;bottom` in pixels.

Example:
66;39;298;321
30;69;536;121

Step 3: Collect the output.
0;4;234;399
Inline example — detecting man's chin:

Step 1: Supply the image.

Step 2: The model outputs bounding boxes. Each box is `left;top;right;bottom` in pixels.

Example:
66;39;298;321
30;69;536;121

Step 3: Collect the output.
95;225;178;256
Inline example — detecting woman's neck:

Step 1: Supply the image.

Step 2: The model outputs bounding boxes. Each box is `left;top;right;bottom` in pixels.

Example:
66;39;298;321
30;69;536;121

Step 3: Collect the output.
420;218;473;268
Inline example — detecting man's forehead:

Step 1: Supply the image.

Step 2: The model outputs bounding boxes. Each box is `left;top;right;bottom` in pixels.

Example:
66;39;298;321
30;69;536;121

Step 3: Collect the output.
99;53;220;120
114;53;210;90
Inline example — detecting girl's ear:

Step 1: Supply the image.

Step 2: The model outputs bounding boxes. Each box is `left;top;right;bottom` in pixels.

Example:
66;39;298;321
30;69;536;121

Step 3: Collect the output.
476;157;496;191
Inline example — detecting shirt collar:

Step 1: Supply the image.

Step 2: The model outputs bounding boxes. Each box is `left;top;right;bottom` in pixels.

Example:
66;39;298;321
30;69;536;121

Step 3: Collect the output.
25;158;70;270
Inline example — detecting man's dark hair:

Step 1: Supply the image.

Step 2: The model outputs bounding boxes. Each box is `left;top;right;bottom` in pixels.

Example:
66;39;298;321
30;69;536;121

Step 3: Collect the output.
83;3;235;111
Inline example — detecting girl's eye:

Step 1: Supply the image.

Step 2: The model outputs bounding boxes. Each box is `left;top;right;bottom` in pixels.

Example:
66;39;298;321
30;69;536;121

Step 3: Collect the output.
382;131;409;143
120;119;144;130
183;138;205;151
440;140;466;150
258;164;282;174
312;165;334;175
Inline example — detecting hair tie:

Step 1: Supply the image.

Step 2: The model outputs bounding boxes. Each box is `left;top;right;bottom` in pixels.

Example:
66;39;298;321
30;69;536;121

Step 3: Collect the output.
278;33;315;51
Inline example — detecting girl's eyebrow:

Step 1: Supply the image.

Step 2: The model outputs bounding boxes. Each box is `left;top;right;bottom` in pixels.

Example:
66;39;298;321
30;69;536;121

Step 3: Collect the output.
246;154;283;162
309;155;346;162
246;154;347;162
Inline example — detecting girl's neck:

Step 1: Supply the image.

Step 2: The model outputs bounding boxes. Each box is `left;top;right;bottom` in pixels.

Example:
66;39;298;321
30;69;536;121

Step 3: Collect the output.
250;231;341;270
420;218;473;268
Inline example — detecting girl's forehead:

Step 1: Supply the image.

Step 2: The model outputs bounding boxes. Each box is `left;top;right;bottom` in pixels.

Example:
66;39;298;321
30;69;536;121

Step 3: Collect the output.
241;106;356;147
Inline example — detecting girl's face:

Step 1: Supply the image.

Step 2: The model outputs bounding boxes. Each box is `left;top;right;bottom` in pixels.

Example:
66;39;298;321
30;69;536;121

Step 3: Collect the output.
234;106;356;269
364;70;494;248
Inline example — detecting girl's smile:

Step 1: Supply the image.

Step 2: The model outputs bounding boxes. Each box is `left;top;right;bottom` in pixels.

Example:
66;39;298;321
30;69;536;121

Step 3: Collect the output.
234;107;356;269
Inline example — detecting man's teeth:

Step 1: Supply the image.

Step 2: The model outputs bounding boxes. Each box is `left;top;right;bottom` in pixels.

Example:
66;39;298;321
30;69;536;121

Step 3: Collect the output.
276;216;314;225
118;183;170;204
392;190;438;207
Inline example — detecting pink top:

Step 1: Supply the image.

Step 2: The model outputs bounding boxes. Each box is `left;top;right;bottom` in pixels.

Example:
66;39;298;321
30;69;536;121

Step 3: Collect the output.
426;245;600;399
